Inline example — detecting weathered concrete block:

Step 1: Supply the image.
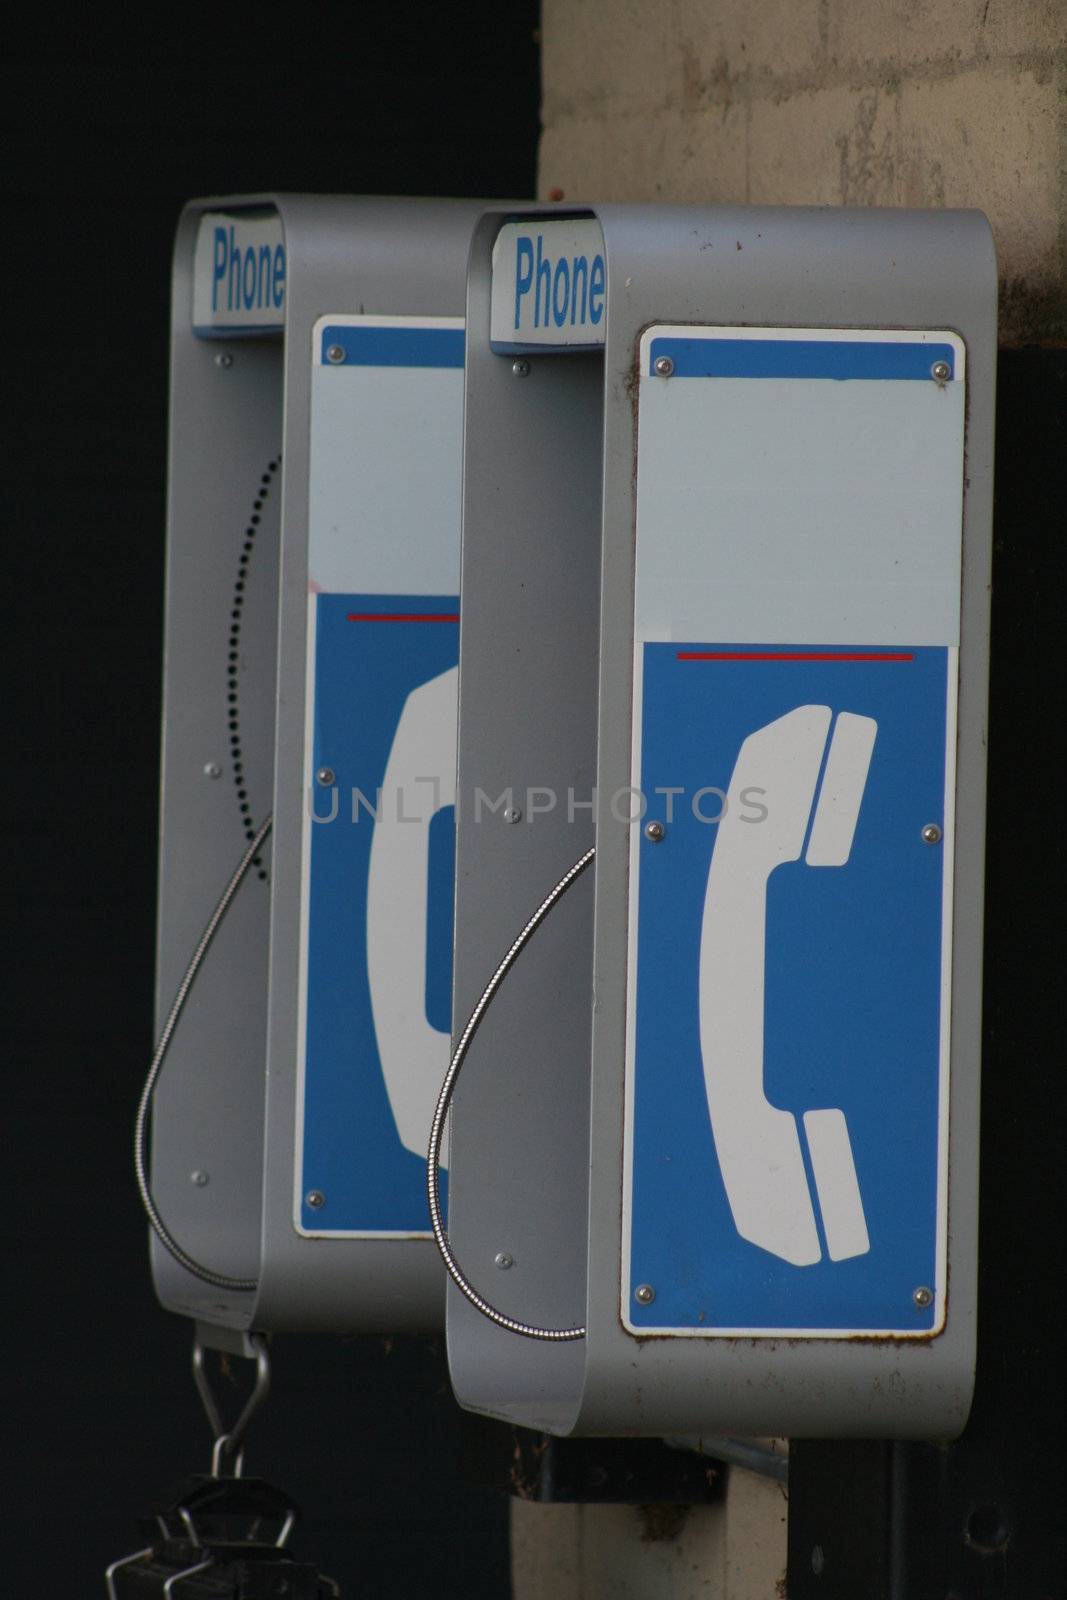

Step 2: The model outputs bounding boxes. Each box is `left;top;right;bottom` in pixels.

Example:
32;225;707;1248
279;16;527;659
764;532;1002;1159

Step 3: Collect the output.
826;0;1065;76
540;0;1067;341
510;1471;788;1600
539;106;749;205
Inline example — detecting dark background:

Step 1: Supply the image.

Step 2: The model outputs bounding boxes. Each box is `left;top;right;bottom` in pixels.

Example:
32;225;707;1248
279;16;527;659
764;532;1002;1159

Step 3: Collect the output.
1;13;539;1595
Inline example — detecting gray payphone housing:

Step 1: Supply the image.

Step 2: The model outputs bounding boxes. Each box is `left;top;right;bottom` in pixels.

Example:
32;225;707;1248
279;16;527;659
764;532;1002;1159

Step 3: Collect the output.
153;194;485;1336
446;204;996;1438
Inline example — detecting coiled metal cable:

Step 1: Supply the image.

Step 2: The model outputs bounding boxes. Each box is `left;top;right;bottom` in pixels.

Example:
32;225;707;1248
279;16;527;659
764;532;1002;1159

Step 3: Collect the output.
134;816;273;1292
427;844;595;1341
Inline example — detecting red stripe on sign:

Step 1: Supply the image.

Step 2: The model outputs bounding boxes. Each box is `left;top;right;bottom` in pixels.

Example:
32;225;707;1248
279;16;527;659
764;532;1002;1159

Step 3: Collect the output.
676;651;914;662
346;612;460;623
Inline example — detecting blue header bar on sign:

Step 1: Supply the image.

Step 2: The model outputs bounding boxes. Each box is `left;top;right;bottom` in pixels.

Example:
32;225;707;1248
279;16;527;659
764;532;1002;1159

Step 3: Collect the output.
648;337;956;382
321;325;465;368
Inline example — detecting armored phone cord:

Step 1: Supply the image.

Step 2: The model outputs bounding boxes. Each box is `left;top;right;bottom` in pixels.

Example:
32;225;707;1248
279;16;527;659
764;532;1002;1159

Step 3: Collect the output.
134;816;273;1292
427;844;595;1341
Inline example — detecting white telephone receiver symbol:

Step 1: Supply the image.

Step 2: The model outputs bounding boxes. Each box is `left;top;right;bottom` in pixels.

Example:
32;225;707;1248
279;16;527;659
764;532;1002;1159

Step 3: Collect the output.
698;704;876;1266
366;665;457;1162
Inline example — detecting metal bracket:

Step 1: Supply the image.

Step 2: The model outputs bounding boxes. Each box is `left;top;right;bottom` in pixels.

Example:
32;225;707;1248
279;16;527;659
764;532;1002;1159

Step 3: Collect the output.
191;1328;270;1477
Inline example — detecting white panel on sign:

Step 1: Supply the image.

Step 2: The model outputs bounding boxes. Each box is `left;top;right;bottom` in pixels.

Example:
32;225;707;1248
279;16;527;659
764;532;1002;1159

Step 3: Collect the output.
490;218;607;351
192;211;286;334
308;315;464;594
632;326;966;647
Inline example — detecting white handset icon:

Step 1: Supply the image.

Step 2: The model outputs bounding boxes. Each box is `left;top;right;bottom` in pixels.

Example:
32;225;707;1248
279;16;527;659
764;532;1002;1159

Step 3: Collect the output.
366;665;457;1161
698;705;876;1266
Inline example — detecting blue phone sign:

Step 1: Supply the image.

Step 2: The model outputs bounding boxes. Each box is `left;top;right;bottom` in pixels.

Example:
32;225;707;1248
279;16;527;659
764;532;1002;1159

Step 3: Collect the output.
627;643;951;1335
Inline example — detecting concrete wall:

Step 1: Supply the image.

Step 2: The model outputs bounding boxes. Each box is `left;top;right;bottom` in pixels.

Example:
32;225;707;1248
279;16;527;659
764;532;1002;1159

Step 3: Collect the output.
539;0;1066;343
512;1467;788;1600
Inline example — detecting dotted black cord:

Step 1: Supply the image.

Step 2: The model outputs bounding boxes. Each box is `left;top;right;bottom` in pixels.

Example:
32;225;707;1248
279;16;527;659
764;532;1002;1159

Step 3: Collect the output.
228;457;280;882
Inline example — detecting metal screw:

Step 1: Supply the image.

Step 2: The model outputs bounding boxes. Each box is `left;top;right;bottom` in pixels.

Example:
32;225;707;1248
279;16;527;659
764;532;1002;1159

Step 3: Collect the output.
921;823;942;845
811;1545;825;1575
214;352;233;369
326;344;345;365
644;820;666;843
316;767;336;787
306;1190;325;1209
494;1252;514;1270
190;1170;210;1187
634;1283;656;1305
931;359;951;384
913;1285;933;1309
512;359;531;377
203;761;222;779
504;806;522;824
653;355;674;378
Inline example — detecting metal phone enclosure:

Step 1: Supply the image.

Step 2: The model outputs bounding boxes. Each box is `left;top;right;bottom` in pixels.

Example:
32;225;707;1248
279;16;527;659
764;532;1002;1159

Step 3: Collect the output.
447;204;995;1437
153;194;486;1335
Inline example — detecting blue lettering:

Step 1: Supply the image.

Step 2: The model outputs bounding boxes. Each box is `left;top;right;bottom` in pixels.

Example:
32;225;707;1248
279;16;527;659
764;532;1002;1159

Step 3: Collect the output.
514;235;533;329
588;254;605;324
272;244;286;307
552;257;570;327
242;246;257;309
534;234;551;328
212;228;227;312
257;245;271;308
571;254;588;325
227;226;240;312
509;231;606;337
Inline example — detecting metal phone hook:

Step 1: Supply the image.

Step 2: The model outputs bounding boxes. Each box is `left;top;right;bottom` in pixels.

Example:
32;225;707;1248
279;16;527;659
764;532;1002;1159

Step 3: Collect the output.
426;845;595;1341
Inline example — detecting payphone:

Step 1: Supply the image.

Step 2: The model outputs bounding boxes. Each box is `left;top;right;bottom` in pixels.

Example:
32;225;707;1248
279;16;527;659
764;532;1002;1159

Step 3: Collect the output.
439;204;996;1439
145;194;485;1341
